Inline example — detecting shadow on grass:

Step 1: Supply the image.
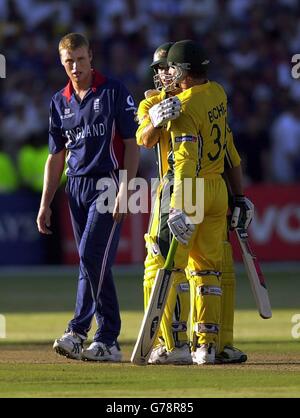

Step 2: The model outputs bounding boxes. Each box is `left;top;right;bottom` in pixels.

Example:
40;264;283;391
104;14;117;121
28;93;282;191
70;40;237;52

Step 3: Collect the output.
0;340;136;348
1;340;297;348
0;272;299;313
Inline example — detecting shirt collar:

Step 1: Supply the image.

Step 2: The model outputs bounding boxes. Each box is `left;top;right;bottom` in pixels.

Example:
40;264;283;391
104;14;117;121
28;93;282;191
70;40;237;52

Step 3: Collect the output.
62;69;106;102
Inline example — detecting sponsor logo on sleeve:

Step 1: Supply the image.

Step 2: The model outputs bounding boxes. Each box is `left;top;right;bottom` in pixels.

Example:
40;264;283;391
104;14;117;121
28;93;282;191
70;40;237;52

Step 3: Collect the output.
175;135;197;143
125;95;137;112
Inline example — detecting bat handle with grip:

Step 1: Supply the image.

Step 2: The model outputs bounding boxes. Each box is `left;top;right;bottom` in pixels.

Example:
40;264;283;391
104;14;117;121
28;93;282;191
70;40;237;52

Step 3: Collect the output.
164;238;178;270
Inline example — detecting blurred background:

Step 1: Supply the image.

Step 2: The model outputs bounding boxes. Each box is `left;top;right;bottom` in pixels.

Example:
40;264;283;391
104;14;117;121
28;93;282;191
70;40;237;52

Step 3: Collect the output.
0;0;300;266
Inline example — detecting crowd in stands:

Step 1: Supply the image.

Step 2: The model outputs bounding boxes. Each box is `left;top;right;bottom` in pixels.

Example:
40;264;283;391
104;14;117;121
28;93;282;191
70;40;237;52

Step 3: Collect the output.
1;0;300;192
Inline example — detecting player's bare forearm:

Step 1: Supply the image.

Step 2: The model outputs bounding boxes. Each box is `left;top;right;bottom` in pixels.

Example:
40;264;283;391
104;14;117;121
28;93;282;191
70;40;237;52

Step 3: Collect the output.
40;150;66;209
224;164;244;196
141;122;162;149
37;149;65;234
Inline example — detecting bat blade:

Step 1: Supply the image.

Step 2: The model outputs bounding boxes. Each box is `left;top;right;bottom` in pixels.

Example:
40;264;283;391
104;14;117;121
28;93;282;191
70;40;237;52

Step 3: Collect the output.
131;238;178;366
130;267;173;365
236;229;272;319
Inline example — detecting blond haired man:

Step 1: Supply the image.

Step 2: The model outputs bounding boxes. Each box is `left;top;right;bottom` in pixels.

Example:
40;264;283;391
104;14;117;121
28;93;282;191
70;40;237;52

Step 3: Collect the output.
37;33;139;361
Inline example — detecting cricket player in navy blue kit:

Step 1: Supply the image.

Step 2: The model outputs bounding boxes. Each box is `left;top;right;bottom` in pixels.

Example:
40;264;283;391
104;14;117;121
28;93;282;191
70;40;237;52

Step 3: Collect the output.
37;33;139;362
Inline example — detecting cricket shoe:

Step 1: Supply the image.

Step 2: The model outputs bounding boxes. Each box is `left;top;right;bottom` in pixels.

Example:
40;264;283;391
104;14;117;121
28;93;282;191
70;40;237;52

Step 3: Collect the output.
192;343;215;365
215;346;247;364
53;331;84;360
148;343;192;365
81;341;122;362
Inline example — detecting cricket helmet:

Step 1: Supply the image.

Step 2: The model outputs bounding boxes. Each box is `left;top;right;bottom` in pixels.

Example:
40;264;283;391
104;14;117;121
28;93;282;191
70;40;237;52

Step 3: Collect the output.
150;42;174;91
151;42;174;68
166;40;210;90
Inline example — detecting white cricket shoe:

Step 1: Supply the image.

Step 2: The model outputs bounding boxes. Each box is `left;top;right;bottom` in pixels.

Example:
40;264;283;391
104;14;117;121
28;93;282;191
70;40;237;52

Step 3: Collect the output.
81;341;122;362
148;344;192;365
192;343;215;365
215;346;247;364
53;331;84;360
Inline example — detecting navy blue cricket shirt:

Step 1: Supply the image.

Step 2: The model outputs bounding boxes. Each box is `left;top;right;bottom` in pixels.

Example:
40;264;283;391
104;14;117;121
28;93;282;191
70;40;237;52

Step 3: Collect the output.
49;70;138;176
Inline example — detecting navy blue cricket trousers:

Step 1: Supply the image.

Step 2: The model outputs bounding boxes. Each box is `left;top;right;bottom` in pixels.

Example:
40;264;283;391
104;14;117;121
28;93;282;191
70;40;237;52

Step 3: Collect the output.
66;174;122;345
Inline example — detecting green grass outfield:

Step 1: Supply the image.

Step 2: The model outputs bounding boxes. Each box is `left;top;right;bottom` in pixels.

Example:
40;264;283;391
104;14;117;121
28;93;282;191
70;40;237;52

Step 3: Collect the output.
0;268;300;398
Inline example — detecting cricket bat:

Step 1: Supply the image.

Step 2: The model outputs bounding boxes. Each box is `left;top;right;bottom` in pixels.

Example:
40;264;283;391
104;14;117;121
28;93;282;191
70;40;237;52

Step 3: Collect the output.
131;238;178;365
235;228;272;319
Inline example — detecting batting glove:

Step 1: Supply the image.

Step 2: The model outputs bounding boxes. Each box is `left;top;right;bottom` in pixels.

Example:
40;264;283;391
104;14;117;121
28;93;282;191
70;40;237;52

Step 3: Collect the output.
167;208;195;245
230;196;254;230
149;97;181;128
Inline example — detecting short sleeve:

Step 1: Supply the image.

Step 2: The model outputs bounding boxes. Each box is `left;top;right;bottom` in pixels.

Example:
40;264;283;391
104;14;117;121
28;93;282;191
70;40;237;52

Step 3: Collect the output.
136;99;151;146
136;93;164;146
48;99;65;154
115;83;138;140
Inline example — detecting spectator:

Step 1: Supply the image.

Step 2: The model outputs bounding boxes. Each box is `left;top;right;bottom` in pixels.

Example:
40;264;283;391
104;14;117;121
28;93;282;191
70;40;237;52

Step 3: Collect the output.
0;139;19;192
0;0;300;185
271;99;300;183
